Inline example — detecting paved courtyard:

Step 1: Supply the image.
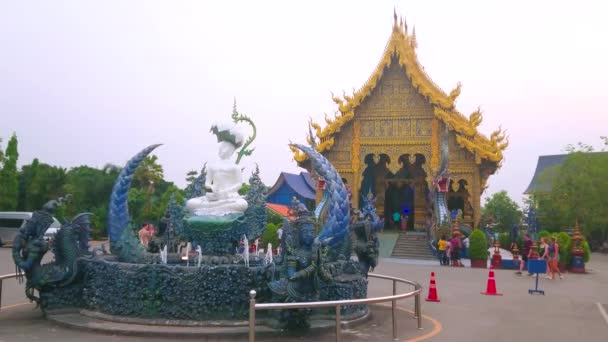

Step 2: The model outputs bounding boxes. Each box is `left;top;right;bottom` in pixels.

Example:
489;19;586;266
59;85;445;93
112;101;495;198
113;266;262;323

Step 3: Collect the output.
1;245;607;341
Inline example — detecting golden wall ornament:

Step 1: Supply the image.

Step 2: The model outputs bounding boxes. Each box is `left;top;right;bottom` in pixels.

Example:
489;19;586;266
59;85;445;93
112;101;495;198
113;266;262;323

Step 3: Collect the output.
431;118;439;173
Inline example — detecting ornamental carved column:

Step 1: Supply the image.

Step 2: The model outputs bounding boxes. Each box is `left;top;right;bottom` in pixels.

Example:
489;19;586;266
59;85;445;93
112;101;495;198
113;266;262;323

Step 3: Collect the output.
431;118;439;174
473;167;481;228
351;120;361;209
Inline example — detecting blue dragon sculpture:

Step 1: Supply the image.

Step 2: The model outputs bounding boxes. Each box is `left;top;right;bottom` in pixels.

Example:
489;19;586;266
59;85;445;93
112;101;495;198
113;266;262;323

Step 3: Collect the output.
107;144;162;247
430;125;450;229
12;208;92;305
353;193;382;277
289;143;350;253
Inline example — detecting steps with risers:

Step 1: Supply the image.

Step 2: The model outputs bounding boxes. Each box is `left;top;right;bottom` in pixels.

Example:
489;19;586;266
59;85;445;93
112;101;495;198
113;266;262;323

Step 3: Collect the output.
390;231;435;260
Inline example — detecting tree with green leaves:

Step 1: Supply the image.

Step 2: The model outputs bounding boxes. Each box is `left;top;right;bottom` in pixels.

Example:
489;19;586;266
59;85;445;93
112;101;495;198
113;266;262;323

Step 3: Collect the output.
0;133;19;210
534;138;608;244
17;162;67;211
482;190;522;232
0;137;4;165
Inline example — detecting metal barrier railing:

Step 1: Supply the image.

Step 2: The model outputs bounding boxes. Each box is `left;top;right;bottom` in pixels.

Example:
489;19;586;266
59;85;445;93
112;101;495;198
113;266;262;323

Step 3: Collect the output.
0;273;19;310
248;273;423;342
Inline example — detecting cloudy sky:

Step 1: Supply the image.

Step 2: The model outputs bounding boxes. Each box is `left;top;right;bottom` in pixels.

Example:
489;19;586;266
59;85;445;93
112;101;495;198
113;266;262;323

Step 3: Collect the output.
1;0;606;205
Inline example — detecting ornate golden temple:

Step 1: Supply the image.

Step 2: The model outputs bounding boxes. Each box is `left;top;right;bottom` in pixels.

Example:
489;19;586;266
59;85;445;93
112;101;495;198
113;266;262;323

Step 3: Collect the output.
293;13;507;229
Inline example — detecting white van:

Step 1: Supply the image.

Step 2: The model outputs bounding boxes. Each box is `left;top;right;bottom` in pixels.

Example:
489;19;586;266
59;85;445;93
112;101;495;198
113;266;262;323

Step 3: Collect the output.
0;212;61;247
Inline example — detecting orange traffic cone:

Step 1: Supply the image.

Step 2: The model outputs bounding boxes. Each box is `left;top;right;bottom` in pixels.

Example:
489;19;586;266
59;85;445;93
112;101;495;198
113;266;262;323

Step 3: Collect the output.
481;265;503;296
425;272;440;302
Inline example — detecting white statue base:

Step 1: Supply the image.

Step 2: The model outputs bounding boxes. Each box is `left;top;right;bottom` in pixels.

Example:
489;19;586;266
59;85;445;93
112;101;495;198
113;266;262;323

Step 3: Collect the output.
186;196;248;217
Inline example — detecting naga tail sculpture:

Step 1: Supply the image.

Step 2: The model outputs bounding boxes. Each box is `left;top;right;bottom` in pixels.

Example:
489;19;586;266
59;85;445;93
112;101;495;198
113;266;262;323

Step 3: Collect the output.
107;144;162;245
289;144;350;249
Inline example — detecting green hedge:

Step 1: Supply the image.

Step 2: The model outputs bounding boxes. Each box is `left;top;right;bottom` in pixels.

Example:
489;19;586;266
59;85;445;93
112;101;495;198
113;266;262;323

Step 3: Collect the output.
552;232;571;264
537;230;551;242
469;229;488;260
583;240;591;263
261;223;279;248
498;232;511;249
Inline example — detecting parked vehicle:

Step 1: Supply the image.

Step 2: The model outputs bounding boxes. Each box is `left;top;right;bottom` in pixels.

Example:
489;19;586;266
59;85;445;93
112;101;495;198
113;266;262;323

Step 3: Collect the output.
0;212;61;246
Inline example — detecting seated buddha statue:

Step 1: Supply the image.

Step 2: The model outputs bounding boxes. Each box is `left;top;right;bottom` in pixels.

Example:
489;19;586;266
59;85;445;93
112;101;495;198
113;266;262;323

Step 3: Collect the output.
186;123;248;217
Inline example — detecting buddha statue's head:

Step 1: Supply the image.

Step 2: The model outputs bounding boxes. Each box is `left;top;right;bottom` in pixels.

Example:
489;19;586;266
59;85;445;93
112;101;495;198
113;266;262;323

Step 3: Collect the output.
211;123;244;161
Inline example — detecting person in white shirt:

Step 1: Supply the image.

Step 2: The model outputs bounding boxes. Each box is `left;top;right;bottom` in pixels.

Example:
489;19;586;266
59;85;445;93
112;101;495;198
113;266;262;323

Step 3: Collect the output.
277;225;283;242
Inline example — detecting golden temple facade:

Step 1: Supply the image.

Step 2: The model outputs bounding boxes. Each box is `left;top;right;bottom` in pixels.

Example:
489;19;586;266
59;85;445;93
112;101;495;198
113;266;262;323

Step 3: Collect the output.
293;13;507;229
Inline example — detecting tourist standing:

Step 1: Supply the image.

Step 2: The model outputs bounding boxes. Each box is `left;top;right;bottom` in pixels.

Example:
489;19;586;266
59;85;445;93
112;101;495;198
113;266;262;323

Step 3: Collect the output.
449;233;463;267
393;212;401;230
138;223;155;248
547;237;563;280
277;224;284;243
463;235;470;259
400;213;408;231
516;234;533;275
437;236;448;265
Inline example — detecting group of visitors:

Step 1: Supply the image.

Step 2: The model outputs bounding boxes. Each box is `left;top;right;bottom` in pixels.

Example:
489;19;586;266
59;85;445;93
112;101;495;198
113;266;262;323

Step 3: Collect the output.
516;234;563;280
437;233;467;267
392;211;409;231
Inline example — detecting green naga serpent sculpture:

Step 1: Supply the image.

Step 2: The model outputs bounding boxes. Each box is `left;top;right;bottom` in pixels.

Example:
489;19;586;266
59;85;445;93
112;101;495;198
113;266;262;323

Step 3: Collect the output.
231;98;256;164
12;204;92;305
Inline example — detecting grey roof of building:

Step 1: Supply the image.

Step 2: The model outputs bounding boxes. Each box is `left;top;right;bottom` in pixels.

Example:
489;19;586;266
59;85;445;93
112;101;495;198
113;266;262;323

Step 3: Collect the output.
524;154;569;194
524;151;608;194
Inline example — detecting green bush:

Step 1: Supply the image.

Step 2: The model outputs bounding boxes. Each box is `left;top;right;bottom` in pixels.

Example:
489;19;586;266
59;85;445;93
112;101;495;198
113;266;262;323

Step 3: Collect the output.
469;229;488;260
498;232;511;249
583;240;591;263
553;232;571;264
515;235;523;249
537;230;551;242
267;210;284;225
261;223;279;248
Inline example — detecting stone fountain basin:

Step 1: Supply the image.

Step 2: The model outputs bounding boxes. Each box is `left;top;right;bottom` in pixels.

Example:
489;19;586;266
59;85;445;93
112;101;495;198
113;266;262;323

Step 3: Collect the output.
39;255;368;325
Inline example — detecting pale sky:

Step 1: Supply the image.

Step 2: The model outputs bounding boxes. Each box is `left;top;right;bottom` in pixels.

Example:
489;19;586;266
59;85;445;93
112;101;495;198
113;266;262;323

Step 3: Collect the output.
1;0;607;206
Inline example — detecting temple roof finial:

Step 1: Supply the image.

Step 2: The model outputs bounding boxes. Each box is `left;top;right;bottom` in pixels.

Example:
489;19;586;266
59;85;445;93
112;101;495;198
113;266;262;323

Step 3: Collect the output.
411;26;418;48
393;8;398;29
404;16;408;33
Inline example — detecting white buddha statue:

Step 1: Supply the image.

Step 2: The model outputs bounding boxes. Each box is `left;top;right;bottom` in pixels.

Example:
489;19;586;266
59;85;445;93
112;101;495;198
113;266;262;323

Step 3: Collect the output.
186;123;248;217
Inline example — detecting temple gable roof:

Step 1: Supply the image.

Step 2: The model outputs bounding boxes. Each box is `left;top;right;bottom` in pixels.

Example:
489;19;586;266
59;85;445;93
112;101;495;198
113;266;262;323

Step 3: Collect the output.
292;12;508;166
525;152;608;194
266;172;316;202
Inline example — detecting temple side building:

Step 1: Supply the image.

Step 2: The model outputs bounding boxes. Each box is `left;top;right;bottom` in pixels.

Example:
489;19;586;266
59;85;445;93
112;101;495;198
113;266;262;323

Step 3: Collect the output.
293;13;508;229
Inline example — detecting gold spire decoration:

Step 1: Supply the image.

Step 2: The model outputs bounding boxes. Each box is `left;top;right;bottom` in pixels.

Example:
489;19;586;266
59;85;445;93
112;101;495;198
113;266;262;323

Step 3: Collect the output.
411;26;418;48
571;219;584;254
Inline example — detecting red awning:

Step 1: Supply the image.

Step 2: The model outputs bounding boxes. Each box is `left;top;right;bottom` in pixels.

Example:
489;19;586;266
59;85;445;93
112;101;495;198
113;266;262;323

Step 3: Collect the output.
265;203;296;221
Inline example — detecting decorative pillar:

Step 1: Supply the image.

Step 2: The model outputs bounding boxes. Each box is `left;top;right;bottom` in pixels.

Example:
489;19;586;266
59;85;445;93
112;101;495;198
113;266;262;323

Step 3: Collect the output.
430;119;439;174
511;242;520;270
491;240;502;269
473;167;481;228
351;120;361;209
570;220;586;273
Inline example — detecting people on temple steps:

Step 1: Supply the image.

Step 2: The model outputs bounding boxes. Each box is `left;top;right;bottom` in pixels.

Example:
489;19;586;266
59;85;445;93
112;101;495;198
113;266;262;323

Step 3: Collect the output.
186;123;248;216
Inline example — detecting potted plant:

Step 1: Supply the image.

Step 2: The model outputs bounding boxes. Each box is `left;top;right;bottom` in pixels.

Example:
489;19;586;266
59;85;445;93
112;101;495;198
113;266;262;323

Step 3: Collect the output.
469;229;488;268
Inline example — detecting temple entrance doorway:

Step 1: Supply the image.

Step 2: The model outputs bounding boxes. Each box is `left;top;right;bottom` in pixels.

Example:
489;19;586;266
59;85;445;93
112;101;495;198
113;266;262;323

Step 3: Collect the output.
446;179;473;226
359;152;429;231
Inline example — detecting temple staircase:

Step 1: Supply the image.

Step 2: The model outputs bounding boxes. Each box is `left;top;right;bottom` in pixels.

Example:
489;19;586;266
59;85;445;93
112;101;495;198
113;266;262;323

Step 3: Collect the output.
391;231;435;260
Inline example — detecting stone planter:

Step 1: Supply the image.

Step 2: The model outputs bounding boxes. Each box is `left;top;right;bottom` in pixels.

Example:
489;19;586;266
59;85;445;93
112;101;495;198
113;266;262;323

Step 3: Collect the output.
470;259;487;268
